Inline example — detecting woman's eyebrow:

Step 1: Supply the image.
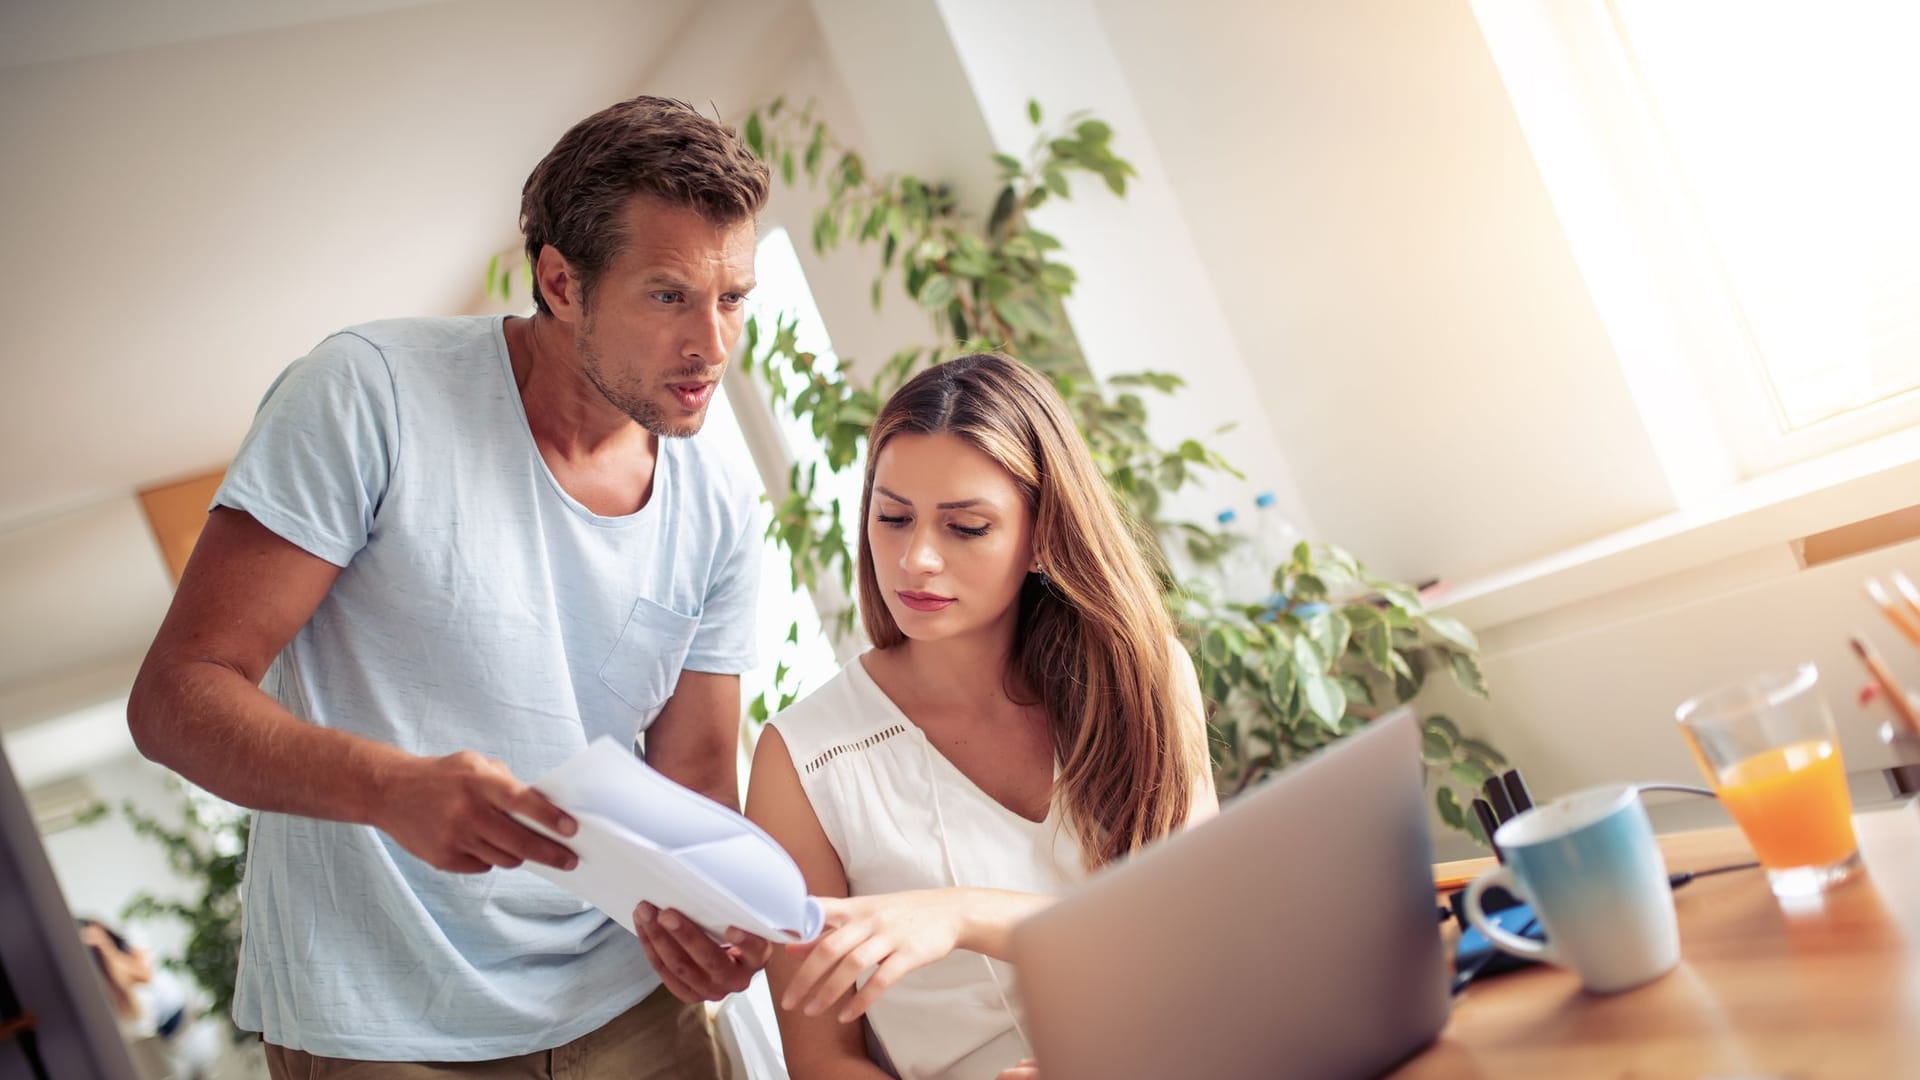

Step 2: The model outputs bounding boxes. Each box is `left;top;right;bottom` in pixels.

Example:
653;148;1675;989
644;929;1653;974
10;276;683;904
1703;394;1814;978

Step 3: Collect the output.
874;486;993;511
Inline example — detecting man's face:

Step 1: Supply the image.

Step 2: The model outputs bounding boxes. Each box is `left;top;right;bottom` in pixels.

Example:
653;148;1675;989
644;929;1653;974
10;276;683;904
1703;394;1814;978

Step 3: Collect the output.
573;196;757;438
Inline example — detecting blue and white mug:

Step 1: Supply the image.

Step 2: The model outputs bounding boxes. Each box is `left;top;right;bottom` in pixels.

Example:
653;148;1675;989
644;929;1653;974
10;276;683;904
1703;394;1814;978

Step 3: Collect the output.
1462;784;1680;994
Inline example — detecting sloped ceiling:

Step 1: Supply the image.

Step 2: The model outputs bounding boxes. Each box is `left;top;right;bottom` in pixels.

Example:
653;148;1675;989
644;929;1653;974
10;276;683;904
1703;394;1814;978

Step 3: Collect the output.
0;0;831;729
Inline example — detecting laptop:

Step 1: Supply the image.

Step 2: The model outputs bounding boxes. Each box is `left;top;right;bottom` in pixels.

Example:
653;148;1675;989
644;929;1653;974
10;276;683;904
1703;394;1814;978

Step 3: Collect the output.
1010;708;1450;1080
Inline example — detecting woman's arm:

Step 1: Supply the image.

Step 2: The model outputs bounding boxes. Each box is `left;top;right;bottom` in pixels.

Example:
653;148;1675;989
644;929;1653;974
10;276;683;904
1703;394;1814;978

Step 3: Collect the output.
781;886;1054;1024
745;727;893;1080
1170;637;1222;826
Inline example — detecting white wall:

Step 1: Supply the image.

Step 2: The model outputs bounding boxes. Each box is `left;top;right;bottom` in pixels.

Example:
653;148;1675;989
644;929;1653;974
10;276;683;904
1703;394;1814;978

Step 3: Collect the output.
40;753;203;965
1416;534;1920;859
1093;0;1678;585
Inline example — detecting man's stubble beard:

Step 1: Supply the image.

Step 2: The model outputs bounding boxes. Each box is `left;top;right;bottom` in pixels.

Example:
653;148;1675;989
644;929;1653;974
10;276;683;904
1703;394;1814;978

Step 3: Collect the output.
576;318;717;439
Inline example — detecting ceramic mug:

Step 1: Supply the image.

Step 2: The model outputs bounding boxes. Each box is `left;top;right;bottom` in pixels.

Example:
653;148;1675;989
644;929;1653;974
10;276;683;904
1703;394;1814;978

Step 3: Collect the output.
1462;784;1680;994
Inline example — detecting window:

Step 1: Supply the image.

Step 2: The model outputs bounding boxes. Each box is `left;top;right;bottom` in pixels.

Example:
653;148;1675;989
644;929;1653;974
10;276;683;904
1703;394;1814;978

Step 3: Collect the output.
713;226;867;723
1473;0;1920;488
1609;1;1920;434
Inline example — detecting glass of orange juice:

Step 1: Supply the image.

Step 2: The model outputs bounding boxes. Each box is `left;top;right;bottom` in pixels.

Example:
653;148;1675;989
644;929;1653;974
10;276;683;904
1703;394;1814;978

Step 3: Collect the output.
1675;663;1862;897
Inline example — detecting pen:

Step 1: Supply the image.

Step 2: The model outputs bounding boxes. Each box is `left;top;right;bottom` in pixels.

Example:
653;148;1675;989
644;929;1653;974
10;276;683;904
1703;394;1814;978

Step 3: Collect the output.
1850;634;1920;736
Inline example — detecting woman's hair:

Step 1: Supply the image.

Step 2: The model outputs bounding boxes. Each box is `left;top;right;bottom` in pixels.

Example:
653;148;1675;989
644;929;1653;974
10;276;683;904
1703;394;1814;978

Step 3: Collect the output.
857;352;1206;868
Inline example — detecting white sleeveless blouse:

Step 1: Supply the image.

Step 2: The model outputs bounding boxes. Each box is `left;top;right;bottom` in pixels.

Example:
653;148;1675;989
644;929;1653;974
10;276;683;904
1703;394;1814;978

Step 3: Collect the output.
768;657;1085;1080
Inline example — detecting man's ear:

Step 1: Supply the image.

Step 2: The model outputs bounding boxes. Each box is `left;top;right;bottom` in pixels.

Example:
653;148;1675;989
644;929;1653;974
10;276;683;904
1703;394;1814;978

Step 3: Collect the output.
534;245;584;325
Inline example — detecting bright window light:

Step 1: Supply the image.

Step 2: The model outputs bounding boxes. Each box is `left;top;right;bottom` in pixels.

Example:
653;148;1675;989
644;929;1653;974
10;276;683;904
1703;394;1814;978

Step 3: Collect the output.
750;227;867;594
1609;1;1920;432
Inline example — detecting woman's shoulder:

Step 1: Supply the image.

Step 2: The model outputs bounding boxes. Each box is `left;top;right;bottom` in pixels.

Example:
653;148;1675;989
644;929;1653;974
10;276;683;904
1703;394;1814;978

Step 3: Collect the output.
766;656;908;765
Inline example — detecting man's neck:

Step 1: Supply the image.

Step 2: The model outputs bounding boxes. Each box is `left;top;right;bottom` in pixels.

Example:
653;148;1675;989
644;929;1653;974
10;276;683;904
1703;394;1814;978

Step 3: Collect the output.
504;313;651;463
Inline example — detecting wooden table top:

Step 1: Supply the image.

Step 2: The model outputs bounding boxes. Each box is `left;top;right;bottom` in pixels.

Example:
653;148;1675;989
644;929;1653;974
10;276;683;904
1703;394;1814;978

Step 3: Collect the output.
1397;799;1920;1079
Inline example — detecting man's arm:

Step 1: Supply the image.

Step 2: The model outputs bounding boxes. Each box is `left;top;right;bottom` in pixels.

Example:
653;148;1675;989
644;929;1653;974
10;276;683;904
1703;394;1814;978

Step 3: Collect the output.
643;669;744;809
127;507;577;873
632;669;777;1002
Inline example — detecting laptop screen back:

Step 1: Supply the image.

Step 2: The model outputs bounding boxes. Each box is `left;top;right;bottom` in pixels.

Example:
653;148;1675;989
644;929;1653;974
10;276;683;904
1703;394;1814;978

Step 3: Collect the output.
1010;709;1450;1080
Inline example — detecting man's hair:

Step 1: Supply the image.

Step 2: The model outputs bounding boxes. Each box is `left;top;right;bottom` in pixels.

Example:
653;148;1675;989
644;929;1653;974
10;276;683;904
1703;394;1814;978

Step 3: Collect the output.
519;95;769;315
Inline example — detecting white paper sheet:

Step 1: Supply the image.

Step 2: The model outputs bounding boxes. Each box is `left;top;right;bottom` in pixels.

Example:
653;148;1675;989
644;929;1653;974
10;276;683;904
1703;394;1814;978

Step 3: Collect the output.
513;737;824;944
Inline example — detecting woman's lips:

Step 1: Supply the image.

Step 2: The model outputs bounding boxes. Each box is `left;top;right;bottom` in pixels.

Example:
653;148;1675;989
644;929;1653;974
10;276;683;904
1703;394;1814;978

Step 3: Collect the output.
897;591;956;612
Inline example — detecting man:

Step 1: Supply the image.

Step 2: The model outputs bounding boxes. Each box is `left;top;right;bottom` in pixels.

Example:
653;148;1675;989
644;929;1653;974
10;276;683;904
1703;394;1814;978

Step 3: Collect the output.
128;96;775;1077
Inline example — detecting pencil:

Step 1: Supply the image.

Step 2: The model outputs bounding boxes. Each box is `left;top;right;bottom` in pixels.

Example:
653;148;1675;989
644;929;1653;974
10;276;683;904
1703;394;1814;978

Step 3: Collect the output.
1850;634;1920;736
1865;578;1920;649
1891;572;1920;636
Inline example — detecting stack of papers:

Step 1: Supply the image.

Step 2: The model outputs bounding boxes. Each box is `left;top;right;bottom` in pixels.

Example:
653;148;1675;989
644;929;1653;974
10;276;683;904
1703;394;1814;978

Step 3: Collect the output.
514;737;824;944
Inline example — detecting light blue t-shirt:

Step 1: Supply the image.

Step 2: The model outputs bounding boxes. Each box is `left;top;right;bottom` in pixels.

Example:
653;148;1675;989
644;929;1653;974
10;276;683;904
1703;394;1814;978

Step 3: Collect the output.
215;315;760;1060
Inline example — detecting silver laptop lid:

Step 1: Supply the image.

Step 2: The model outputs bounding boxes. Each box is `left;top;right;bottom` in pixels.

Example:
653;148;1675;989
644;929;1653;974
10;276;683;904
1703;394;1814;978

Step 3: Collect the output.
1011;708;1449;1080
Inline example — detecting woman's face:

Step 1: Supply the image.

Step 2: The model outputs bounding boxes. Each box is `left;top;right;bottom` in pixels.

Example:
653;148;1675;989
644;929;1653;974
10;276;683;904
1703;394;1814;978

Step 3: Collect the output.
867;432;1036;646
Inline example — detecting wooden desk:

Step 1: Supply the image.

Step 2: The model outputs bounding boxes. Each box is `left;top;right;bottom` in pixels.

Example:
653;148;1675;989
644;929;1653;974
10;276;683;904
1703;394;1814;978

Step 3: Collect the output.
1398;800;1920;1078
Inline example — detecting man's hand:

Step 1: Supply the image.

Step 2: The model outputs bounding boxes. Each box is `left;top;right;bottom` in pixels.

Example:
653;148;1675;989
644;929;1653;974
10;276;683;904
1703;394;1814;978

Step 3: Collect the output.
377;750;578;873
635;902;774;1002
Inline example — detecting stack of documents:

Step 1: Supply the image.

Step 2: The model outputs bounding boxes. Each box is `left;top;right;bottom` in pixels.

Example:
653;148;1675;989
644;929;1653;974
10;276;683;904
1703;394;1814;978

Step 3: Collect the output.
516;737;824;944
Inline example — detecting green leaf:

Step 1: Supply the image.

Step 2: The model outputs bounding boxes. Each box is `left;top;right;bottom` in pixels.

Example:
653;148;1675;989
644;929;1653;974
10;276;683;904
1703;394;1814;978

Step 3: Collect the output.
804;124;826;179
1447;650;1490;697
1422;613;1478;653
1426;715;1461;742
918;274;955;311
1075;119;1113;143
1421;731;1452;763
744;111;765;159
1027;99;1043;125
993;152;1023;174
1437;785;1466;829
1359;619;1393;674
1459;736;1508;768
1451;760;1494;787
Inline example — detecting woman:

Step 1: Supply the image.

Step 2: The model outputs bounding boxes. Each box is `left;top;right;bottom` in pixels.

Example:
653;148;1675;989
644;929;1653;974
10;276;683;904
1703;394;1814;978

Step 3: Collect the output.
745;353;1218;1080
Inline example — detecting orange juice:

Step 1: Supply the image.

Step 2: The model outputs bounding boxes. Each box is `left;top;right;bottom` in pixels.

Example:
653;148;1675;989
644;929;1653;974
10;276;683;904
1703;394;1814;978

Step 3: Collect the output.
1715;740;1857;869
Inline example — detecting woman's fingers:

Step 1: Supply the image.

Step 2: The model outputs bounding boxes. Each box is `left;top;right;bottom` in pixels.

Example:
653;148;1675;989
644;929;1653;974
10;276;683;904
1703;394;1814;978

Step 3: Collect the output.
782;921;866;1009
800;935;893;1016
836;951;920;1023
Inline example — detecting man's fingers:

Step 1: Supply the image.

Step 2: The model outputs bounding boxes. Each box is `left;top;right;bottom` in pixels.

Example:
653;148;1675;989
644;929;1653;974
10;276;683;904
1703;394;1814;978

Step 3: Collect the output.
724;927;775;968
634;908;700;1003
499;782;577;838
654;909;735;984
441;850;493;874
469;835;529;870
479;813;577;871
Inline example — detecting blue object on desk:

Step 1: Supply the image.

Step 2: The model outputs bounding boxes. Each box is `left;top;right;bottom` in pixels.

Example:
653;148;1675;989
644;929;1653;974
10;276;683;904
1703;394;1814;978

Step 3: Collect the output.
1454;901;1545;986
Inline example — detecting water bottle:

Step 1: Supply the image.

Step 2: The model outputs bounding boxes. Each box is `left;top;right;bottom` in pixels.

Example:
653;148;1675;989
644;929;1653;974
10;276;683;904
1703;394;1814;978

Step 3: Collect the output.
1250;492;1302;578
1213;508;1266;606
1250;492;1322;618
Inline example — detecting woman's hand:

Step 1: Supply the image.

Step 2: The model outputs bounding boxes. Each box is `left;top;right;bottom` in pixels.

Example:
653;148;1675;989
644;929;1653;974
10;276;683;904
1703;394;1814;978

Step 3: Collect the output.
997;1060;1041;1080
781;889;971;1022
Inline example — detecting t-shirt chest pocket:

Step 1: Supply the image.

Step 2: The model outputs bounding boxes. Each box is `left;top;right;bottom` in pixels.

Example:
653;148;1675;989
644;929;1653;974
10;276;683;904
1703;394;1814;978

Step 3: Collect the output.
597;597;700;714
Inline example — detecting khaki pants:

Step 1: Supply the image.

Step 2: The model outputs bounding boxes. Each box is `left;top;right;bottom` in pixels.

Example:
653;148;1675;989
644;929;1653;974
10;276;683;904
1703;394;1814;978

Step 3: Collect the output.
264;986;724;1080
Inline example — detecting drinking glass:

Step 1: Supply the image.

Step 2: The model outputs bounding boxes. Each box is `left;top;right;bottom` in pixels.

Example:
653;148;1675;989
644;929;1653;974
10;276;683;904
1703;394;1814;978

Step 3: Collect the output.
1675;662;1861;897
